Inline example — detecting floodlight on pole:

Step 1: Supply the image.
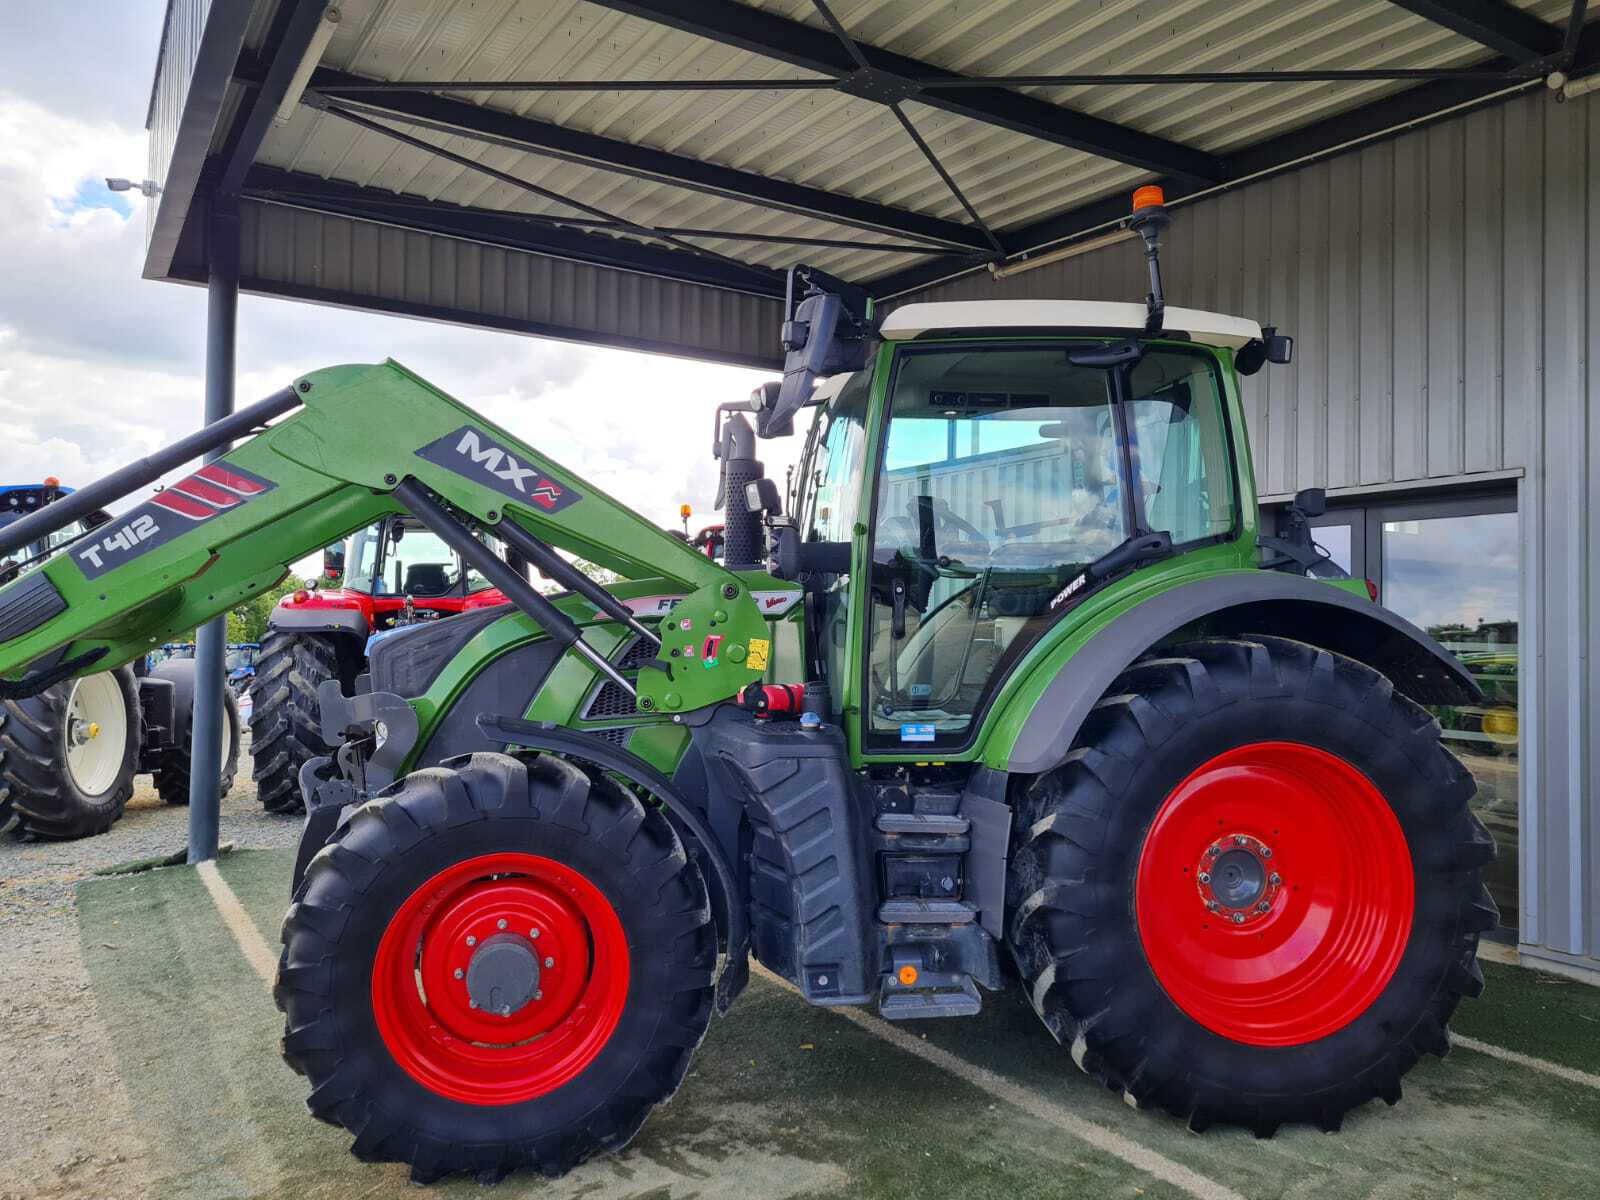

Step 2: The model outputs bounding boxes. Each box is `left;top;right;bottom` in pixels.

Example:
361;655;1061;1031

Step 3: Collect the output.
105;178;161;198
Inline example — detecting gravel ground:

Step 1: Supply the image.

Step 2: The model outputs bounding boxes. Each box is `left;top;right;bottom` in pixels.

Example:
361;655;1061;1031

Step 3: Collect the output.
0;737;300;1200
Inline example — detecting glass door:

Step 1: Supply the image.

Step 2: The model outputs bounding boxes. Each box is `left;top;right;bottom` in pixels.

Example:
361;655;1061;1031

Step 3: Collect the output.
1272;491;1520;933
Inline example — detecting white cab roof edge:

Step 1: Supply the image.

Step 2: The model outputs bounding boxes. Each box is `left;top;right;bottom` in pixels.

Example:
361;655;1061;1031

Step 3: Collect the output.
879;300;1262;350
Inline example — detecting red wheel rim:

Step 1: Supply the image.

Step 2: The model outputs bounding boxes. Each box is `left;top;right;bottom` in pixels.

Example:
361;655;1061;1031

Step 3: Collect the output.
1134;742;1413;1047
371;852;630;1104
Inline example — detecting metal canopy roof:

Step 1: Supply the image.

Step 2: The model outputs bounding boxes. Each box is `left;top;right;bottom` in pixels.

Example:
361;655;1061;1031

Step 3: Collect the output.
145;0;1597;365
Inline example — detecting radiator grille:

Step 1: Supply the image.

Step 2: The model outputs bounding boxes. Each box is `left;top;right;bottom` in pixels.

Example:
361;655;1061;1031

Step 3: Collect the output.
579;635;658;720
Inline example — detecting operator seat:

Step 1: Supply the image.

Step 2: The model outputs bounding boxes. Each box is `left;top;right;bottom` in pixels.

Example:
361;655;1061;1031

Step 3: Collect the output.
402;563;452;596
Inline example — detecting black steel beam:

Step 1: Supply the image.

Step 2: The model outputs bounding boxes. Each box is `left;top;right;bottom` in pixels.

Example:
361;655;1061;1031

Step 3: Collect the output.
217;1;331;196
1385;1;1563;62
316;76;840;93
241;166;787;296
585;0;1225;184
312;66;1517;91
237;59;991;252
1567;1;1591;58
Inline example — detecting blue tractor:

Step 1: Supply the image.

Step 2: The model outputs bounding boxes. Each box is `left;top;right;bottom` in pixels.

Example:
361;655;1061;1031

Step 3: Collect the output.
0;482;239;838
225;642;259;695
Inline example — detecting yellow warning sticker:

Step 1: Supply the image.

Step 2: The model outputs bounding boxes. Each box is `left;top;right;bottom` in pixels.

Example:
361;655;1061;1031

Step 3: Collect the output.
746;638;770;671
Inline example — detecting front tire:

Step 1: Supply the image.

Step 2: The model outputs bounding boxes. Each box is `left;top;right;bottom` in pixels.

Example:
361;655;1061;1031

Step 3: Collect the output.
0;669;139;839
1006;636;1496;1135
249;632;339;814
275;752;716;1184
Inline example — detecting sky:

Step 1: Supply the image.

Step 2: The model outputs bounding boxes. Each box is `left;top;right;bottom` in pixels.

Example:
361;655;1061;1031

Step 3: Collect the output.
0;1;789;548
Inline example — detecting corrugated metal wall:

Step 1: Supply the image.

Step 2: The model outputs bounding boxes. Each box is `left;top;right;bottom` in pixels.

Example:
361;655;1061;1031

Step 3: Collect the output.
145;0;210;242
232;201;784;368
901;88;1599;973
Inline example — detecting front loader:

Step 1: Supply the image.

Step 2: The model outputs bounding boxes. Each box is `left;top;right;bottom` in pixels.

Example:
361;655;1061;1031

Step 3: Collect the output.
0;191;1494;1183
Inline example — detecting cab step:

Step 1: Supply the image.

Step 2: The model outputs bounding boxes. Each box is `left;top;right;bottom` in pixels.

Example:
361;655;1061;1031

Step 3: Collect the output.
875;812;970;836
878;975;982;1020
878;898;978;925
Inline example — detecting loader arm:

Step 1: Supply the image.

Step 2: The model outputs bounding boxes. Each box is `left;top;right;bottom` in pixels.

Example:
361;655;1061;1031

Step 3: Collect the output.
0;360;768;713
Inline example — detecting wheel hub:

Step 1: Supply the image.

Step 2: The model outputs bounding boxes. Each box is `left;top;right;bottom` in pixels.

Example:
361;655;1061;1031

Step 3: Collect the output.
1195;834;1280;925
465;934;542;1016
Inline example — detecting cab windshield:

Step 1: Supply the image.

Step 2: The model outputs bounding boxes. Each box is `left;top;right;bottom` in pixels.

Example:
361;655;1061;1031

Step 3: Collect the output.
865;343;1235;748
343;518;496;597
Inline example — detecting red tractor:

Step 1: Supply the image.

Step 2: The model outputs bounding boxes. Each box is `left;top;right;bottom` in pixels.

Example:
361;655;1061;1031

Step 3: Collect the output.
247;513;508;812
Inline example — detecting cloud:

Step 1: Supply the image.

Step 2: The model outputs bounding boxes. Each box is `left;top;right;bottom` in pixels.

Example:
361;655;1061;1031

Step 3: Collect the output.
0;89;795;550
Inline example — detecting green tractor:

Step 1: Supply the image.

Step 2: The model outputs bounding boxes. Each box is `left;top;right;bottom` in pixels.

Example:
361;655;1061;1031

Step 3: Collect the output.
0;192;1492;1181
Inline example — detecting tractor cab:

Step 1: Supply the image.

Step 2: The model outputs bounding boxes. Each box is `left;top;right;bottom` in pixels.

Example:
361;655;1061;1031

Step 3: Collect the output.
781;304;1261;754
276;513;509;640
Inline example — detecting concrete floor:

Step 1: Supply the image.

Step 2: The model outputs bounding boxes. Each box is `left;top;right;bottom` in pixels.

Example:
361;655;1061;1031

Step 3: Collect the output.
67;846;1600;1200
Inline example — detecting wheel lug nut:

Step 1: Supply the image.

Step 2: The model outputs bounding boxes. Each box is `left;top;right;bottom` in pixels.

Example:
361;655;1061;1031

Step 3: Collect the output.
497;919;507;930
1231;912;1245;924
500;1005;511;1016
1207;900;1221;912
1257;901;1271;912
1260;846;1273;858
454;968;464;980
469;999;478;1009
1233;835;1246;846
466;935;476;947
534;990;543;1001
544;957;554;968
1198;872;1211;884
1269;873;1281;885
530;927;540;939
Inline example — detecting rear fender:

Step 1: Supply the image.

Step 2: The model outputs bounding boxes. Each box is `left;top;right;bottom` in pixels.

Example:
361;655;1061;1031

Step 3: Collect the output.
267;605;370;639
1003;572;1481;775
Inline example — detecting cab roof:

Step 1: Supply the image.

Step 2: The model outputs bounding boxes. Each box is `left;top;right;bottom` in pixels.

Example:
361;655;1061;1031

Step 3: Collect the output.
879;301;1262;351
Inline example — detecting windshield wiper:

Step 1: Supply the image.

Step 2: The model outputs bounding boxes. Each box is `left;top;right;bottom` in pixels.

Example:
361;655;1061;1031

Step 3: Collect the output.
1085;531;1173;582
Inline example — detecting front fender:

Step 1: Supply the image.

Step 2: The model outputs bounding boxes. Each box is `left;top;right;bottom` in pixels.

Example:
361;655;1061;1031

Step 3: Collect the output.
1002;572;1481;775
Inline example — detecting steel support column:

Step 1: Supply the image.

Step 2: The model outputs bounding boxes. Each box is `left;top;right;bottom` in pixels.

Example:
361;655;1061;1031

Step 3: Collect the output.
187;199;239;864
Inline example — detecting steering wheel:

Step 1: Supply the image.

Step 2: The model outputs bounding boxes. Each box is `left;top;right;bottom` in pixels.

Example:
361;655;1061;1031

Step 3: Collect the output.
919;497;991;557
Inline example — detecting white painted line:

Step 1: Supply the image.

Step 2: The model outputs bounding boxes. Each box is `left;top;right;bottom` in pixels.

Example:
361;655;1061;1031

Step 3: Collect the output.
196;859;278;987
1453;1034;1600;1092
754;967;1244;1200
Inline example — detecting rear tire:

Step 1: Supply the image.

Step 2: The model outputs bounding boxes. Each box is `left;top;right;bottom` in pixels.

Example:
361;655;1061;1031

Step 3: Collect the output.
152;676;241;806
0;668;139;839
1005;635;1496;1135
276;752;715;1184
249;632;339;814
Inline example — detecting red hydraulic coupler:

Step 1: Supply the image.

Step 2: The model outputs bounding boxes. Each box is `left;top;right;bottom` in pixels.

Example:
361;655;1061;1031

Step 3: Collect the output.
737;682;805;719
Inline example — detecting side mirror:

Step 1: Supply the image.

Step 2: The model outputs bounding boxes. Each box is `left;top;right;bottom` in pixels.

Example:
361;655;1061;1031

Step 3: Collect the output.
322;543;345;580
760;265;871;439
744;477;783;516
1292;487;1327;518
